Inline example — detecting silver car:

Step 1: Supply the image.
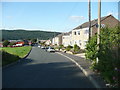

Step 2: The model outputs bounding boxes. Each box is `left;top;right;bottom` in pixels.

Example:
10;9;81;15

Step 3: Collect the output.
47;47;55;52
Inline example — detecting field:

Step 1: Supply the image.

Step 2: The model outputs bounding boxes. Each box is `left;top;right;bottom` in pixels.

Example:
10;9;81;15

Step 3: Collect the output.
1;46;31;66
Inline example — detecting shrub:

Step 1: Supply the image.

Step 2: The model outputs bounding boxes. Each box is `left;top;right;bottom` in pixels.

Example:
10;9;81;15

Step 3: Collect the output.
59;44;64;49
66;45;73;51
73;44;80;54
85;35;98;63
9;42;15;46
3;40;10;47
85;26;120;88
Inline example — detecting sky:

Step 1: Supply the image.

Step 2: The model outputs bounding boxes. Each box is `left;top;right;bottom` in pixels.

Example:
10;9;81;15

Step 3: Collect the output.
1;0;119;32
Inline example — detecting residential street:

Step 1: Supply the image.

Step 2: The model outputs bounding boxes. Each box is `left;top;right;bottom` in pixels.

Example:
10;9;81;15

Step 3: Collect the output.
3;47;95;88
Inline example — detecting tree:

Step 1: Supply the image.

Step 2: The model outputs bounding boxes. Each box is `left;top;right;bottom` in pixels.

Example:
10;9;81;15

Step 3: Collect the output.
85;26;120;88
9;42;15;46
3;40;10;47
31;38;37;43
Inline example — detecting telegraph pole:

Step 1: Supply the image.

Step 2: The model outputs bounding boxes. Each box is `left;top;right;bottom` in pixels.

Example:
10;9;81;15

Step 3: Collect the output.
97;0;101;63
54;30;55;46
88;0;91;41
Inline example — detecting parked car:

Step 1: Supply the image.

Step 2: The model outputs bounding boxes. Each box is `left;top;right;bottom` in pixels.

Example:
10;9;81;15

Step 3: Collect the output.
41;46;45;49
38;45;41;47
45;47;49;51
47;47;55;52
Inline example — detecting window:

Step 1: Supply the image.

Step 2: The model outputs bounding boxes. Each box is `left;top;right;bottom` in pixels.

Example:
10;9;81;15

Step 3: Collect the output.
78;31;80;35
74;31;76;35
84;30;89;34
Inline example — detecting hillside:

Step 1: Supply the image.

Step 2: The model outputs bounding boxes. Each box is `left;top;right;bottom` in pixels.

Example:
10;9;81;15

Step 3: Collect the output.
1;30;61;40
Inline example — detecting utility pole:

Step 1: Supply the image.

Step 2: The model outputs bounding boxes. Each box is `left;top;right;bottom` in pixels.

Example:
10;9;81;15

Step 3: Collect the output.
54;30;55;46
88;0;91;41
97;0;101;63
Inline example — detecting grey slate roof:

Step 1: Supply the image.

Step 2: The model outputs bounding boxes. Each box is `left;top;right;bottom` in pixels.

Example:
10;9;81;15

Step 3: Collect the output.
73;15;112;30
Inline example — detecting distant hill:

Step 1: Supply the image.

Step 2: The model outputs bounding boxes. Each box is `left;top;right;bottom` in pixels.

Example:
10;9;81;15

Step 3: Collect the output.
1;30;61;40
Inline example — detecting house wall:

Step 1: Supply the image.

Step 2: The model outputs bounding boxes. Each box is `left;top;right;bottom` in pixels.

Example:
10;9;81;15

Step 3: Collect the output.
62;35;71;47
58;35;62;45
52;37;59;45
71;27;89;49
92;15;120;36
45;40;51;45
52;35;63;46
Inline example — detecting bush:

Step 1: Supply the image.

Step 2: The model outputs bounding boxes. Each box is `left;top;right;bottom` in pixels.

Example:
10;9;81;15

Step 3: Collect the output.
59;44;64;49
66;45;73;51
72;44;80;54
85;35;98;62
9;42;15;46
55;45;64;50
85;26;120;88
3;40;10;47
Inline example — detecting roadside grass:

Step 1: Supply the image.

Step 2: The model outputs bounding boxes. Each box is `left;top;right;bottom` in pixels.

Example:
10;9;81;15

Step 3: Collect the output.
1;46;31;66
2;46;31;58
1;50;20;66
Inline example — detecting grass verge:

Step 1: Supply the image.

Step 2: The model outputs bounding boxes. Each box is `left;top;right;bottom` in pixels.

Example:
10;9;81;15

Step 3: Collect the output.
1;46;31;66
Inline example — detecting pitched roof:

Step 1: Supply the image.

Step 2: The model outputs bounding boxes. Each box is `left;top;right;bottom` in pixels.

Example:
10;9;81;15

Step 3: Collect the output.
73;15;114;30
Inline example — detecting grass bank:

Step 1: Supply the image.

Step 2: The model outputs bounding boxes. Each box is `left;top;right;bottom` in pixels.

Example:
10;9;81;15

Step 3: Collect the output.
1;46;31;66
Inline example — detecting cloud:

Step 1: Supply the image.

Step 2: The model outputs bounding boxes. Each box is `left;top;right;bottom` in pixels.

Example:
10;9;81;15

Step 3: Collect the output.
69;15;85;22
107;12;113;15
107;12;119;16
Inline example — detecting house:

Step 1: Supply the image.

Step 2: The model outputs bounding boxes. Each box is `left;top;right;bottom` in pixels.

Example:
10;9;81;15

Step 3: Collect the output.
71;14;120;49
28;41;32;45
52;15;119;49
45;39;52;45
0;42;3;47
14;41;24;46
52;34;63;46
62;32;72;47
